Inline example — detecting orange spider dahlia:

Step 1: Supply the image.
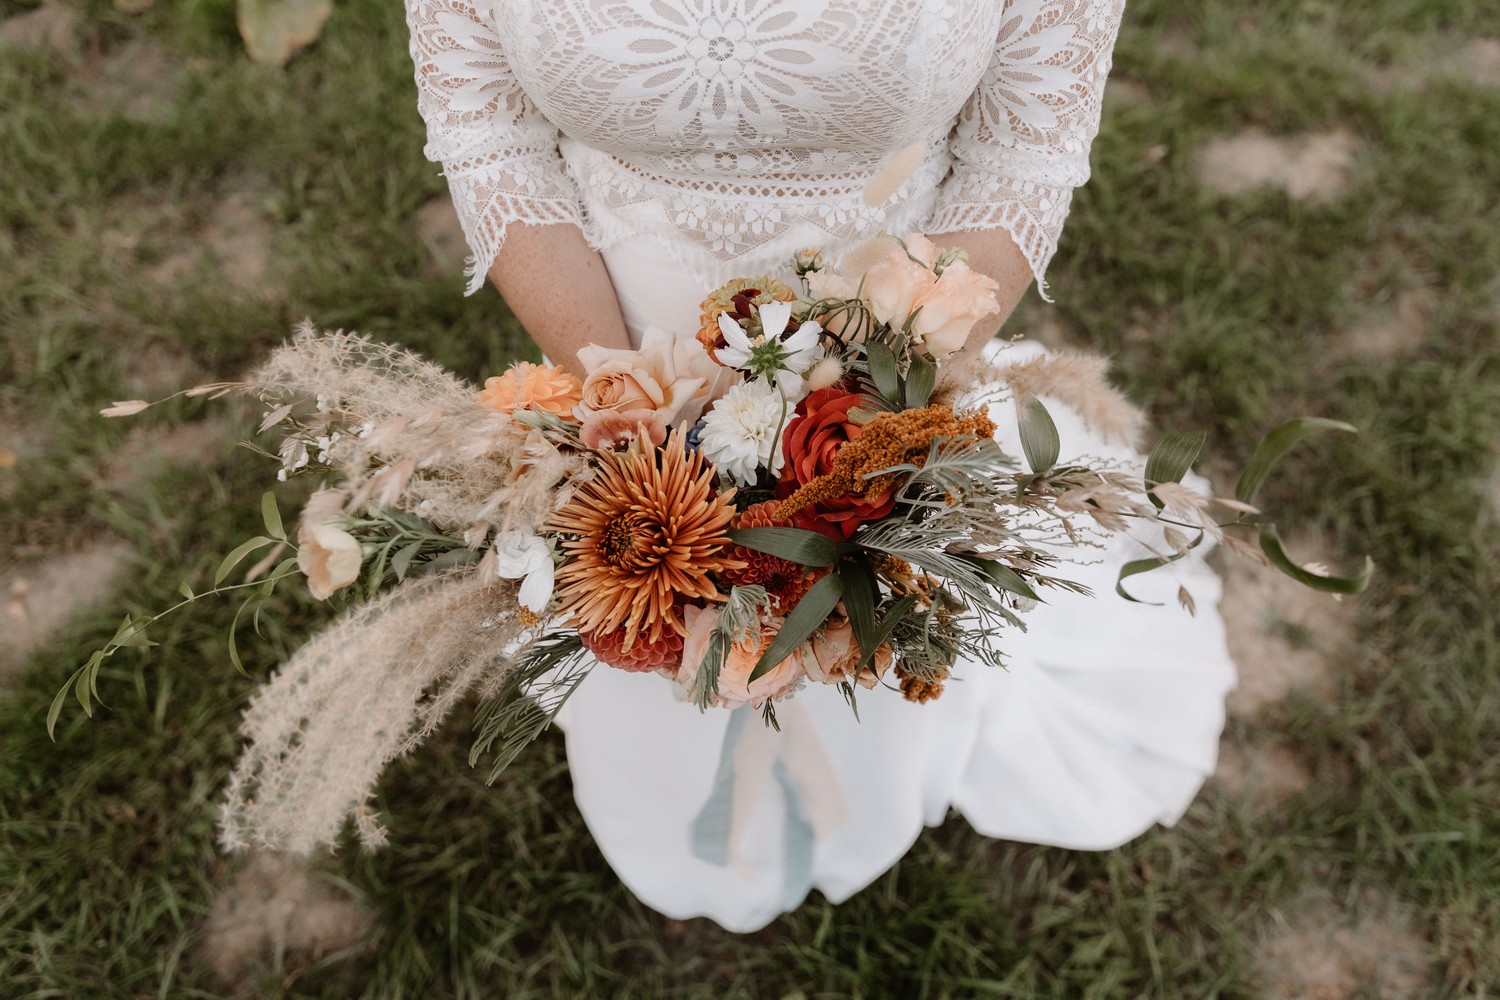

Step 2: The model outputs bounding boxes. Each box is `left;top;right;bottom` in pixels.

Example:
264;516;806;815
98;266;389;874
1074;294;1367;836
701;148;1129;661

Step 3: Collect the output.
550;428;744;650
723;500;828;610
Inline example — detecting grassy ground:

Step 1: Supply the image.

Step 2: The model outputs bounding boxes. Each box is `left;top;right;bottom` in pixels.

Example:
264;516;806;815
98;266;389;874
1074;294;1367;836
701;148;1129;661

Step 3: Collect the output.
2;0;1498;996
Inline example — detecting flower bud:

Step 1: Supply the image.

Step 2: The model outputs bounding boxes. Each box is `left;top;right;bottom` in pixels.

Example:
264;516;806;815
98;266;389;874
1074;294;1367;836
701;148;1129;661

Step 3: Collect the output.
792;248;824;276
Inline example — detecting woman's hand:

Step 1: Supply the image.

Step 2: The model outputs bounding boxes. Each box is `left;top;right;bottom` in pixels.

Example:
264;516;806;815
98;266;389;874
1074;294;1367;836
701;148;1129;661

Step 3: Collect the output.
931;228;1034;358
489;223;632;376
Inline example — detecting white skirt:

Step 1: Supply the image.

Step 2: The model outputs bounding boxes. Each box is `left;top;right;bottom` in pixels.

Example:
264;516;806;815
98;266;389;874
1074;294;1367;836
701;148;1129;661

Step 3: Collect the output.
551;231;1236;933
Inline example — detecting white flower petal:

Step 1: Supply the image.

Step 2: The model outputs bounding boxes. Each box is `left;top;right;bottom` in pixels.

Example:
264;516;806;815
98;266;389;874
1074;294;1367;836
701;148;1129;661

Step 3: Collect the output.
758;300;792;340
518;561;554;613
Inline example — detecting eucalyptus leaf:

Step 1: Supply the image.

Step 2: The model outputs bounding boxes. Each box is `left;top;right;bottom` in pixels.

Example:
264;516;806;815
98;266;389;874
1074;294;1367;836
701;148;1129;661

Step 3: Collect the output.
1018;398;1060;474
750;572;844;681
904;354;937;409
865;341;901;406
1259;524;1373;595
1235;418;1358;506
726;527;838;567
1145;430;1207;510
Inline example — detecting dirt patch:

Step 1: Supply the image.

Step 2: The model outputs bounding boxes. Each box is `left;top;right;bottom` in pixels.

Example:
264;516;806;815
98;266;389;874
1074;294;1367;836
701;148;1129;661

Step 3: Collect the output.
1196;130;1361;203
149;189;279;297
92;418;235;495
1;541;133;682
1252;887;1430;999
121;341;203;398
413;194;469;279
1214;738;1313;808
0;3;78;58
1367;38;1500;91
202;852;372;991
1218;536;1358;719
1326;286;1434;363
81;39;186;125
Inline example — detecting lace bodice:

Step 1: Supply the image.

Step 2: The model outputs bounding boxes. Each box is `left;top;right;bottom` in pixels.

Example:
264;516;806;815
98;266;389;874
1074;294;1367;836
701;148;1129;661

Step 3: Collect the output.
405;0;1124;297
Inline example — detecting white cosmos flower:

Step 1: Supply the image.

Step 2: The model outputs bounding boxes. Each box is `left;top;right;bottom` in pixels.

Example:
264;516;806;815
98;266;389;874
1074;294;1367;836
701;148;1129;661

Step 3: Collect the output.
697;379;790;487
716;300;824;398
492;531;555;613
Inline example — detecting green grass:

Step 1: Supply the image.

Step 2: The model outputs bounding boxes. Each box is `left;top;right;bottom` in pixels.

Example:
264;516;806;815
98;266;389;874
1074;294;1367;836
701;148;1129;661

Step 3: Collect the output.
2;0;1498;996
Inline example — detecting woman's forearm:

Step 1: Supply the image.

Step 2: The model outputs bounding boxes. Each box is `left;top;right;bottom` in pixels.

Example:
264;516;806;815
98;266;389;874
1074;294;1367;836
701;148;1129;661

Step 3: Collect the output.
931;228;1034;356
489;223;631;376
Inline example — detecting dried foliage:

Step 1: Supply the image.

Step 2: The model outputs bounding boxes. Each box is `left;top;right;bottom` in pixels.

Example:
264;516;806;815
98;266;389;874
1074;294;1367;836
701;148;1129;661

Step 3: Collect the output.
251;327;587;540
220;571;525;854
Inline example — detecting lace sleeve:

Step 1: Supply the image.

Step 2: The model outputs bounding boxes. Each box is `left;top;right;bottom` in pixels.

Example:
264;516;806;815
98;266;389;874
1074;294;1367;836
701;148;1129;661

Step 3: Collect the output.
929;0;1125;300
405;0;585;294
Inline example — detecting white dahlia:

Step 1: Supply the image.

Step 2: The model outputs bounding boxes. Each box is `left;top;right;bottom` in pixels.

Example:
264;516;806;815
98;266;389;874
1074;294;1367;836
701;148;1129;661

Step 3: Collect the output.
697;380;789;487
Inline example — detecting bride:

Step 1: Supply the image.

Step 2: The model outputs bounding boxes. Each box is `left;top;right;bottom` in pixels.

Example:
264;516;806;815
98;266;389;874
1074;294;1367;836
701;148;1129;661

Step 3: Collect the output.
404;0;1235;932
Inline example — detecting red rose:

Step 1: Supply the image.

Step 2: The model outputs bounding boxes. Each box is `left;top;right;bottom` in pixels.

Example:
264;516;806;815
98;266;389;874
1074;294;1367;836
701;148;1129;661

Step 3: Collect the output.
778;388;895;540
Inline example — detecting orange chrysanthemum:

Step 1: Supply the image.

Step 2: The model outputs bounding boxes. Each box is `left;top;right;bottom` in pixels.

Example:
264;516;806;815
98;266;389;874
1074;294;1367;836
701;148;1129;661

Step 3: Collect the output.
550;428;744;649
477;361;583;417
580;624;684;674
696;277;798;363
723;501;828;610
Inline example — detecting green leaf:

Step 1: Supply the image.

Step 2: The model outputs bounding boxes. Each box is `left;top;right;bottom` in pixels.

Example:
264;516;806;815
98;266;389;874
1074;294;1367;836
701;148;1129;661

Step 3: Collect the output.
1145;430;1207;509
750;572;844;681
1115;533;1203;604
46;684;70;740
726;527;838;566
865;341;901;406
237;0;333;67
227;623;246;677
261;491;286;541
904;354;938;409
215;536;273;586
1259;525;1373;595
1235;418;1358;506
974;560;1043;602
1018;398;1060;474
112;617;156;649
862;594;918;669
839;559;879;662
391;540;424;582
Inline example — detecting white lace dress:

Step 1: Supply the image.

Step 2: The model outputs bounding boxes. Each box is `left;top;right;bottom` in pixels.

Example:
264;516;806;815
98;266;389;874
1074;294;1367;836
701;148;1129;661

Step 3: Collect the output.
405;0;1236;932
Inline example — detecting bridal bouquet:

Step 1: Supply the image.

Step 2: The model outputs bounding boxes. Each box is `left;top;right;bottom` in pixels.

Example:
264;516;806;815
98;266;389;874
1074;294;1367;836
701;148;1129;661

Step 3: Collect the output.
59;234;1369;853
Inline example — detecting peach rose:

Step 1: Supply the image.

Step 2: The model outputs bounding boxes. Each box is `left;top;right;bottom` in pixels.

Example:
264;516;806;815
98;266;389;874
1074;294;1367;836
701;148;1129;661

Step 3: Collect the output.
910;258;1000;359
575;327;712;441
801;615;894;689
296;489;363;600
859;248;932;330
577;407;669;451
477;362;583;417
678;604;805;708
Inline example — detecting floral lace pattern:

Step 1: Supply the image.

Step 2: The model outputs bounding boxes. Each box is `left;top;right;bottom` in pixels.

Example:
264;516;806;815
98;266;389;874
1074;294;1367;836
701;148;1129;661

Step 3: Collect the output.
404;0;1125;296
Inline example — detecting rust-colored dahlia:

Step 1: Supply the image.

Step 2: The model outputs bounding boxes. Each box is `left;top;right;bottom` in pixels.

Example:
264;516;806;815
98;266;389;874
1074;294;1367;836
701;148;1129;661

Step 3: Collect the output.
580;624;684;674
696;277;798;362
550;428;744;650
724;501;828;610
